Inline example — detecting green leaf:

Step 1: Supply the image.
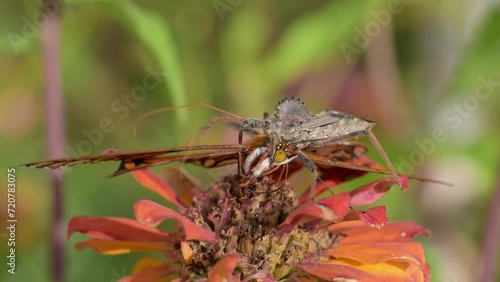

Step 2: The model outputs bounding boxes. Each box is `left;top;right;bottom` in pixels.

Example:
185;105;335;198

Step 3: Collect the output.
259;1;385;90
68;0;187;122
450;9;500;94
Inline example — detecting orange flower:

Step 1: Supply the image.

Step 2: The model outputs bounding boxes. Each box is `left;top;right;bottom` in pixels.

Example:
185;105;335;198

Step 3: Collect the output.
68;165;430;281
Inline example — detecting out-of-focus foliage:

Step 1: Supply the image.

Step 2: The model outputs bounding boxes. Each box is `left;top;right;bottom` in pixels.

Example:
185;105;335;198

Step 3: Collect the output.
1;0;498;281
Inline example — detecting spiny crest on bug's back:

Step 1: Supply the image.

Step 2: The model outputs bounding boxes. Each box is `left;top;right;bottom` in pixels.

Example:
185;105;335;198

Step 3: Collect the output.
272;97;312;129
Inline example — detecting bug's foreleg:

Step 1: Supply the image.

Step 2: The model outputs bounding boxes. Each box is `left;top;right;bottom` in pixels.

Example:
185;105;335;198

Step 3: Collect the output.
297;151;335;200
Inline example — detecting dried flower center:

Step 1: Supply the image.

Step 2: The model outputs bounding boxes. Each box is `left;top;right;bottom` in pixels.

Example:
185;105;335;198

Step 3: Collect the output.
181;175;337;280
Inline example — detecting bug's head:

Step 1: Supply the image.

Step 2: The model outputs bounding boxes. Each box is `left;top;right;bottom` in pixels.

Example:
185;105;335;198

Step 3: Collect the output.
272;140;297;164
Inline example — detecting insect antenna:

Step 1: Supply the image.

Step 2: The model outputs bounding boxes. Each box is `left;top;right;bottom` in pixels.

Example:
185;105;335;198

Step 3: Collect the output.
133;102;244;137
182;116;242;147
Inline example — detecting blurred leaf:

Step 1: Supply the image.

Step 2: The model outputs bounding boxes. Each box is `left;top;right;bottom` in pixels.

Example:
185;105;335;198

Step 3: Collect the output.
0;33;38;54
68;0;187;121
259;1;385;90
221;8;271;70
446;8;500;173
220;7;274;111
450;8;500;93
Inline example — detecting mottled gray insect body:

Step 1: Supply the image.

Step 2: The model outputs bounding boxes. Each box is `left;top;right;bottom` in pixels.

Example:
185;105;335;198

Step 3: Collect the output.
295;110;375;148
265;98;375;148
238;97;380;177
237;97;402;197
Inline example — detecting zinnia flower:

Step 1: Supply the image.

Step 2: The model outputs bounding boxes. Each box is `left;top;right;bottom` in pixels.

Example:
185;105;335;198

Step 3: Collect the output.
68;156;430;281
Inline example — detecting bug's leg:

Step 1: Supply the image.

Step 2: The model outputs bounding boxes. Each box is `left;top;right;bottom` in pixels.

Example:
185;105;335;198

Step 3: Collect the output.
297;151;334;200
251;164;289;195
368;132;402;187
237;151;242;177
310;237;322;258
239;118;267;144
271;164;290;193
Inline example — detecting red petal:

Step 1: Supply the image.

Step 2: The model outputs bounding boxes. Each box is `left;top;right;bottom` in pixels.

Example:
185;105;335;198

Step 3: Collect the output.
161;168;200;207
132;169;187;211
67;216;171;242
279;192;350;235
356;206;387;228
349;178;401;206
118;264;171;282
134;199;218;244
299;262;379;282
75;238;173;254
339;221;430;244
207;253;240;282
401;175;409;190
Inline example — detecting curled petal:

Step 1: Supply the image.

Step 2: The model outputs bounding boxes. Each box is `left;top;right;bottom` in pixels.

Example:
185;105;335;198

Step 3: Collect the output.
339;221;431;244
67;216;171;242
207;253;240;282
279;193;350;235
134;199;218;244
349;178;402;206
75;238;173;255
132;169;187;211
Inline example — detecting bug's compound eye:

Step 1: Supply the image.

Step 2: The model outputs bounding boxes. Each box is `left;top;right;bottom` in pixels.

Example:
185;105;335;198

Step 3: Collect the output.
273;149;288;163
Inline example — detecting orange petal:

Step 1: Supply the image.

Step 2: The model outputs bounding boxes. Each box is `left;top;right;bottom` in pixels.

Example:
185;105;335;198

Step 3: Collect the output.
323;242;426;268
329;219;366;232
278;192;350;235
67;216;171;242
118;263;172;282
180;241;193;263
132;169;187;211
339;221;430;244
299;262;379;282
134;199;218;244
75;238;173;255
130;257;168;275
326;258;428;282
318;242;429;282
349;178;401;206
207;253;240;282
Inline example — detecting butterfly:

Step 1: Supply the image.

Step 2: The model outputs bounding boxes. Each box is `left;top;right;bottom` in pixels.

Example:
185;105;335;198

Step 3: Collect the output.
22;138;262;177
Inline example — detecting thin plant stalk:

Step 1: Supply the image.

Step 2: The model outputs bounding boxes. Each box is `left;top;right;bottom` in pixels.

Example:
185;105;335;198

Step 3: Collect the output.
42;0;65;281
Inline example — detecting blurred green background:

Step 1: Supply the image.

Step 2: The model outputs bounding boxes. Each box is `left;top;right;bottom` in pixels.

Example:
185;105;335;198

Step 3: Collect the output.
1;0;499;281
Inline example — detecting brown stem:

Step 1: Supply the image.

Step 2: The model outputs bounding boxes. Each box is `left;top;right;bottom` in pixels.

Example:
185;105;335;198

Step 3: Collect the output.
42;0;65;281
